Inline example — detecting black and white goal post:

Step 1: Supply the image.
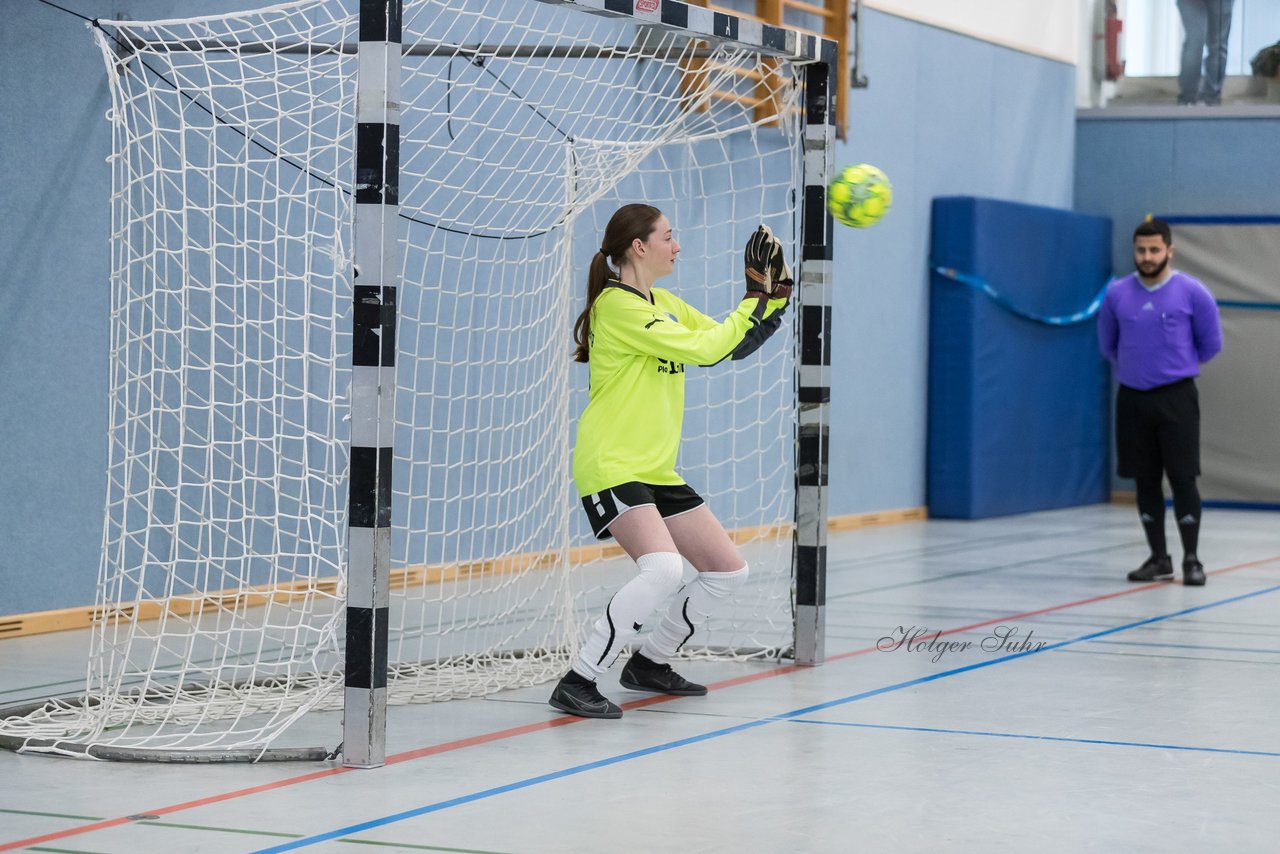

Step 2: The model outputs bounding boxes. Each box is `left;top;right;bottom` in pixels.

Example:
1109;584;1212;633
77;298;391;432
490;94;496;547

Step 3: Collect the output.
346;0;402;769
795;53;836;666
338;0;839;762
339;0;838;762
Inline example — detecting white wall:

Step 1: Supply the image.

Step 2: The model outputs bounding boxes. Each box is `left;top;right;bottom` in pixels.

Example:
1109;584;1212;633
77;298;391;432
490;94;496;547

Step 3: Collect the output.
1115;0;1280;77
864;0;1081;64
1077;0;1106;107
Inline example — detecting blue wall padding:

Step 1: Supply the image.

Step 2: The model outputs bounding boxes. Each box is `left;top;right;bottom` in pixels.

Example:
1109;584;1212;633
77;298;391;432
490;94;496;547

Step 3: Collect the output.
928;197;1112;519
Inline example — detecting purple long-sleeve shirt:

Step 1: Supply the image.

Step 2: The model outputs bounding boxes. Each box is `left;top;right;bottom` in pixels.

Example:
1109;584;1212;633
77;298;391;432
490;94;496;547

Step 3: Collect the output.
1097;270;1223;390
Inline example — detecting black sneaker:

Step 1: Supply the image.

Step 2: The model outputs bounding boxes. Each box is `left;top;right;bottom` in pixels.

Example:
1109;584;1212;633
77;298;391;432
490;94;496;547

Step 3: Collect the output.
1127;555;1174;582
1183;557;1206;587
549;670;622;719
619;653;707;696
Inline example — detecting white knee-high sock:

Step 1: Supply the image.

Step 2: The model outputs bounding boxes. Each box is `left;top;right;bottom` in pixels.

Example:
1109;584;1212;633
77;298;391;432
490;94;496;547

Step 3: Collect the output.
574;552;685;680
639;564;749;664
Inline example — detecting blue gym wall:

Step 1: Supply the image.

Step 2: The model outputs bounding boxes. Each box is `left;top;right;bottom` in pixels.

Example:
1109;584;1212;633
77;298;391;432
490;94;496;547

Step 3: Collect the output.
2;2;129;614
1074;114;1280;273
833;8;1076;516
0;1;1077;614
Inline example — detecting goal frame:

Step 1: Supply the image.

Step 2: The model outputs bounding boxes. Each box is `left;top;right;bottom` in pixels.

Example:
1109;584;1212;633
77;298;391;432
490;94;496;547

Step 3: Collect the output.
0;0;836;767
346;0;835;767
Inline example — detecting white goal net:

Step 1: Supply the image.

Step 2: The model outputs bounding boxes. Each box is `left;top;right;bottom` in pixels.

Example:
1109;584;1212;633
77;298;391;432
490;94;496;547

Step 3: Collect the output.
0;0;806;759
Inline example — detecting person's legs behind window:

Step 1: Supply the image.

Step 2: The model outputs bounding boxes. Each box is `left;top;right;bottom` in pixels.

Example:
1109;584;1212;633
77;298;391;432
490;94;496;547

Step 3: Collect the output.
1177;0;1210;104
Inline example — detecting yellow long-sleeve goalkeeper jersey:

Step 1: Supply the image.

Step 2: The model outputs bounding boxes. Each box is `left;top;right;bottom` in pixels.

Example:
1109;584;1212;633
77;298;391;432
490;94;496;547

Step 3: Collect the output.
573;280;788;497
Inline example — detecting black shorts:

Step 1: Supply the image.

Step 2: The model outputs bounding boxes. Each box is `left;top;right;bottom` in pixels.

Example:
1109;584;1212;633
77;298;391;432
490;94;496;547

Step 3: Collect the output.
580;481;705;540
1115;377;1200;479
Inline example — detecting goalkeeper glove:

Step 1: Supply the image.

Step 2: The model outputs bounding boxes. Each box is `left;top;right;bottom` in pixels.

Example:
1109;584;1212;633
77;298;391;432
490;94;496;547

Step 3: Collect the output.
743;225;776;299
767;234;794;300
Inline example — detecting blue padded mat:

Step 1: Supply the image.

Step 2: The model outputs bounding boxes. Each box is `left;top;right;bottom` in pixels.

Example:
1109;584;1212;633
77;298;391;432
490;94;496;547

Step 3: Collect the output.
928;197;1111;519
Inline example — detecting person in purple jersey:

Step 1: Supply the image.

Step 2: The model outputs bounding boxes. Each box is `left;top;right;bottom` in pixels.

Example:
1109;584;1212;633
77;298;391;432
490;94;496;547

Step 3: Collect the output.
1098;219;1223;586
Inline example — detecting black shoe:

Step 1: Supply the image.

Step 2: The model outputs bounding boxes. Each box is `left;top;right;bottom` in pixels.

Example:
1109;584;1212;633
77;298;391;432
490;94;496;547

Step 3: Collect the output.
1127;554;1174;582
1183;557;1206;586
619;653;707;696
549;670;622;719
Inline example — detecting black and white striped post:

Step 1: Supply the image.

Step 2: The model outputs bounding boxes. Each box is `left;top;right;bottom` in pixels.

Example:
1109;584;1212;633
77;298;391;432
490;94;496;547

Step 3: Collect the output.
345;0;401;769
795;46;836;666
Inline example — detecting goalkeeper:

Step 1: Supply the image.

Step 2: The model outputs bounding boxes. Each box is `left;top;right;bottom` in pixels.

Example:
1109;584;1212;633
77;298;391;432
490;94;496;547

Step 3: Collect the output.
550;203;793;719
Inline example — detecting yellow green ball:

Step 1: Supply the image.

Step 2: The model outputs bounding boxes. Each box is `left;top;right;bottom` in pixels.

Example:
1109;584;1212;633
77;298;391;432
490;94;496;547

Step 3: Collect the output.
827;163;892;228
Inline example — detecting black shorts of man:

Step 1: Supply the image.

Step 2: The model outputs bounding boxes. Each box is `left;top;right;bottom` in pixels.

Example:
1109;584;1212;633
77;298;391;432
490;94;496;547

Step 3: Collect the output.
1097;219;1223;586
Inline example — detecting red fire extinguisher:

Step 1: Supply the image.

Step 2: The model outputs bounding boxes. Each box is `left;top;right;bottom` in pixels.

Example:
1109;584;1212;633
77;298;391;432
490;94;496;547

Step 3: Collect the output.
1104;1;1125;81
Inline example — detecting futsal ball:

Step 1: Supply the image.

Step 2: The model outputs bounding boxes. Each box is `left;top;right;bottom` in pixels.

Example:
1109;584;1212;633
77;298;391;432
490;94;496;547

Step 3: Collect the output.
827;164;892;228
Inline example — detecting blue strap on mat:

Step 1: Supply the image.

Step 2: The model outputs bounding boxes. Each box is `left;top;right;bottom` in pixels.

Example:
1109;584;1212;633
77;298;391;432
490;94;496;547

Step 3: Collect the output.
932;265;1112;326
936;267;1280;319
936;267;1280;318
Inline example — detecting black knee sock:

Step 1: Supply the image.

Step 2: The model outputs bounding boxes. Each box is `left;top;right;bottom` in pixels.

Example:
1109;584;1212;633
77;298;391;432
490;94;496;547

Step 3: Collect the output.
1134;475;1167;558
1169;476;1202;558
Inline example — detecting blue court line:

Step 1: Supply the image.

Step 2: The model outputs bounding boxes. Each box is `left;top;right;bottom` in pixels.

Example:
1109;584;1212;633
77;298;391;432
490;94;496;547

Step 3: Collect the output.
253;582;1280;853
786;720;1280;759
1086;638;1280;655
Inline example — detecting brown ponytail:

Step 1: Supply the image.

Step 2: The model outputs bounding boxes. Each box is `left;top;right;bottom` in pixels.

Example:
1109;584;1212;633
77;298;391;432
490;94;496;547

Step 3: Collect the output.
572;203;663;363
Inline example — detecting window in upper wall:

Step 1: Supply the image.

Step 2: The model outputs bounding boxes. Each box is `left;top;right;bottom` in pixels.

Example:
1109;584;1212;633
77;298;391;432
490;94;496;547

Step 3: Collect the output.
1123;0;1280;77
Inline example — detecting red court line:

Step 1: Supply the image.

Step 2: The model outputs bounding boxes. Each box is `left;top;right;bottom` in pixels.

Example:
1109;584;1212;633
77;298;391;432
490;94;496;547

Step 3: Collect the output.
4;554;1276;853
685;554;1280;692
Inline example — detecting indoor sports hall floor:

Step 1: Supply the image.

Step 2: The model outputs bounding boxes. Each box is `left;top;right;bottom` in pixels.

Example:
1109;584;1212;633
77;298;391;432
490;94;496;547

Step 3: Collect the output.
3;503;1278;853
